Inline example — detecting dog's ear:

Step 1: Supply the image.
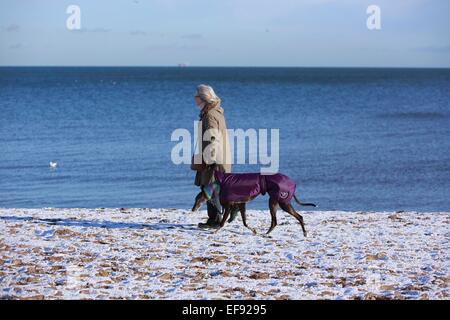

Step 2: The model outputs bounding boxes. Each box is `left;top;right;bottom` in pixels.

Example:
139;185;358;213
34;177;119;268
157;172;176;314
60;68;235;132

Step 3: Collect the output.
192;191;207;212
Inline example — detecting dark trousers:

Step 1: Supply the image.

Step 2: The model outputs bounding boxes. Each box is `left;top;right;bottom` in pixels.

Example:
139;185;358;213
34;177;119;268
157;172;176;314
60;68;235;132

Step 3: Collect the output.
206;192;222;223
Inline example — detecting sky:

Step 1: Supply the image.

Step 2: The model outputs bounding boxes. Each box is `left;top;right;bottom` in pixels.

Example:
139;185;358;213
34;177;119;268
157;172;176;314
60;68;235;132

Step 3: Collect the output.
0;0;449;67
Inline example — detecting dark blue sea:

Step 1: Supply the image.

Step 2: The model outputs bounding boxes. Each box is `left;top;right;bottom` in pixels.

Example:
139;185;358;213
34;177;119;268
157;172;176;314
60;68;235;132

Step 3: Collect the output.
1;67;449;211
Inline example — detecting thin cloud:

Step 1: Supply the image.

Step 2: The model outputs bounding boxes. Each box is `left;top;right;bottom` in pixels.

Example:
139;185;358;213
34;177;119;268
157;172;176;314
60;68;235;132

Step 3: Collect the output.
2;24;20;32
72;27;112;33
413;45;450;53
9;43;23;49
180;33;203;40
130;30;148;36
145;43;209;51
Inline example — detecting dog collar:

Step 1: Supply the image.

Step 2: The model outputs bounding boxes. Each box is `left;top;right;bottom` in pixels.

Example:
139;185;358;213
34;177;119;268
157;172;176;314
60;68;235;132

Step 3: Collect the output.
203;181;220;200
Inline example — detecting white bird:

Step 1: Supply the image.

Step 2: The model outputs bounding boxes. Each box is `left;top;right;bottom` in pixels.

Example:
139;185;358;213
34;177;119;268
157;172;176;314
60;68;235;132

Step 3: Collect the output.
49;161;58;169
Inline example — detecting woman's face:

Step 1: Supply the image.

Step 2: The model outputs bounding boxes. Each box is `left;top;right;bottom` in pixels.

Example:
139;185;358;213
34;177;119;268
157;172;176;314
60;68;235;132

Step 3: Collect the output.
194;94;204;108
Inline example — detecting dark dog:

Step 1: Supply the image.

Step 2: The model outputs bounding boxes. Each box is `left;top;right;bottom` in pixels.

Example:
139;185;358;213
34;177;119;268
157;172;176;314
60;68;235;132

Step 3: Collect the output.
192;171;316;236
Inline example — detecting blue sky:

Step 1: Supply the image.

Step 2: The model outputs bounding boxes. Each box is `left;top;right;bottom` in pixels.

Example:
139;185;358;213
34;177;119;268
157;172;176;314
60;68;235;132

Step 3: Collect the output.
0;0;449;67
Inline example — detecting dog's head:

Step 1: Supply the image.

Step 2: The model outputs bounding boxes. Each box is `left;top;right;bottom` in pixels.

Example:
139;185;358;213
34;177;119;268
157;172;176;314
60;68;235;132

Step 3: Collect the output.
191;190;208;212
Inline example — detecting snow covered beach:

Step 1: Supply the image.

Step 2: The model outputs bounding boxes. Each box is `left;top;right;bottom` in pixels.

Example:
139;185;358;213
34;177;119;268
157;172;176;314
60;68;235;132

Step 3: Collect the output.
0;208;448;300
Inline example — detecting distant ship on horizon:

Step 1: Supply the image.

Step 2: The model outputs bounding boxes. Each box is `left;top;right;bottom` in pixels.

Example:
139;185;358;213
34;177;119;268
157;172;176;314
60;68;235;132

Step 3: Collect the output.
177;62;190;67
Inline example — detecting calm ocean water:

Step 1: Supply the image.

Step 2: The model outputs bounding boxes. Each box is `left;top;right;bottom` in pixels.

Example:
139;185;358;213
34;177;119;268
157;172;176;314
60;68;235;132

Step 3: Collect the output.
0;67;449;211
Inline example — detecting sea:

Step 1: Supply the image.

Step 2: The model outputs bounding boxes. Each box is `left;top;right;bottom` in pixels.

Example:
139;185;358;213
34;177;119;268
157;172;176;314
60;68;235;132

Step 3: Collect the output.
1;67;449;211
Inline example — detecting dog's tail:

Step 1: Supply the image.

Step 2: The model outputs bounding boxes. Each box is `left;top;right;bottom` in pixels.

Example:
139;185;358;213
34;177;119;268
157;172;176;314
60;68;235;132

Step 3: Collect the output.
293;194;317;207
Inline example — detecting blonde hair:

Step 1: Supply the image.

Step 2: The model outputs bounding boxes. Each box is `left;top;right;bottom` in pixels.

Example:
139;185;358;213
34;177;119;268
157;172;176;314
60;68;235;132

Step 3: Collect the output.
196;84;221;108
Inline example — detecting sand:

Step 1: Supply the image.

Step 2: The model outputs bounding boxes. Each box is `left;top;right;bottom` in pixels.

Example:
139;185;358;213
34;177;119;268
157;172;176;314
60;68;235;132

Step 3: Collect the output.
0;208;448;300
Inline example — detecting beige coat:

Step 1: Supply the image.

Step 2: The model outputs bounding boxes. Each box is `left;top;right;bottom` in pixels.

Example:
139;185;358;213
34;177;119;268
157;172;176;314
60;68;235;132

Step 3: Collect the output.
194;106;232;186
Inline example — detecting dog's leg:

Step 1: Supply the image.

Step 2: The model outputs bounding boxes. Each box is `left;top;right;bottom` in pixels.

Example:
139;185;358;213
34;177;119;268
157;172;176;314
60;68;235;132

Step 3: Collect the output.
239;203;257;235
279;202;307;237
214;205;231;233
266;198;279;235
192;191;207;212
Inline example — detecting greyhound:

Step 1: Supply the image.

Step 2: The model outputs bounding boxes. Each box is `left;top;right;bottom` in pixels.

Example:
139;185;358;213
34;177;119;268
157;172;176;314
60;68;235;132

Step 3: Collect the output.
192;169;316;236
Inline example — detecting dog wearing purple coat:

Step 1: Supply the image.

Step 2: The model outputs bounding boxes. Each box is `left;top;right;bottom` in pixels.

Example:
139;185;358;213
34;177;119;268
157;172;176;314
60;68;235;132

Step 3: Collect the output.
192;167;316;236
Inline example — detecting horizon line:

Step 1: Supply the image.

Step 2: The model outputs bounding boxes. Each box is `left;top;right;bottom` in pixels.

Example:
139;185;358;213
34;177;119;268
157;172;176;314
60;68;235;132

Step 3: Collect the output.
1;65;450;69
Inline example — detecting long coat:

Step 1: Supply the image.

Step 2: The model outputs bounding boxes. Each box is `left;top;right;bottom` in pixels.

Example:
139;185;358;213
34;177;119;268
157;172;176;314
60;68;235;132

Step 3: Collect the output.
194;106;232;186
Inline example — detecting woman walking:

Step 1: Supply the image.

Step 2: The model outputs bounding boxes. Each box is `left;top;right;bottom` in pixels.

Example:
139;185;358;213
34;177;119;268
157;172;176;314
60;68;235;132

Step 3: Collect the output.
193;84;233;229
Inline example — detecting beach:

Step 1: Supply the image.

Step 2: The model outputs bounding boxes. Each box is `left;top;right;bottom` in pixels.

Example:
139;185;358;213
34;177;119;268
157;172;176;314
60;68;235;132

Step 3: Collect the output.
0;208;448;300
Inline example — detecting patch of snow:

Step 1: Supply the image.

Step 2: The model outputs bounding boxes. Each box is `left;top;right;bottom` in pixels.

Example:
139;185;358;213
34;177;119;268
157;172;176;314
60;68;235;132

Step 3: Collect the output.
0;208;448;299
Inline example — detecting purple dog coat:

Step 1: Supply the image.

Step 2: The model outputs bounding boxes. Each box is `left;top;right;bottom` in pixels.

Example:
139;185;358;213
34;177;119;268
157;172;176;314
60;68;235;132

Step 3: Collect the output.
213;171;296;204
